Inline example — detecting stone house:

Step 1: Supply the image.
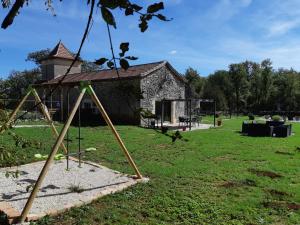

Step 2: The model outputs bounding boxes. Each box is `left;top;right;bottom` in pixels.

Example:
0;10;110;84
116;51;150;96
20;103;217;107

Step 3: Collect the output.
35;42;187;125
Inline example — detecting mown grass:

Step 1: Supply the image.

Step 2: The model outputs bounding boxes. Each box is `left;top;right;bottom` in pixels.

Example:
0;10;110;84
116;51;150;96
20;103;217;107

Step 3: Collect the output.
1;117;300;224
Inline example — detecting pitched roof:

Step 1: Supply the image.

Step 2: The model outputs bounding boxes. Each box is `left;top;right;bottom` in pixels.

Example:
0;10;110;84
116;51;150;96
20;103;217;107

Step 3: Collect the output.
38;61;185;86
47;41;75;60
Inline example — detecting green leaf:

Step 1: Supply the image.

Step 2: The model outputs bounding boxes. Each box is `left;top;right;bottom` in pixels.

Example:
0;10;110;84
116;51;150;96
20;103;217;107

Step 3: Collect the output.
86;147;97;152
156;14;167;21
118;0;129;8
131;4;142;11
34;154;42;159
147;2;164;14
54;154;65;161
120;58;130;70
145;14;153;21
101;7;116;28
125;56;138;60
139;19;148;32
26;184;34;193
99;0;119;9
94;58;108;65
125;7;133;16
107;61;115;69
120;42;129;54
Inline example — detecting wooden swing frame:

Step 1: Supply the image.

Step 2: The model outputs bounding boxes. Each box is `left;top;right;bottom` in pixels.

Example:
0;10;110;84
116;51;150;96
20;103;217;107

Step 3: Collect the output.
0;82;142;223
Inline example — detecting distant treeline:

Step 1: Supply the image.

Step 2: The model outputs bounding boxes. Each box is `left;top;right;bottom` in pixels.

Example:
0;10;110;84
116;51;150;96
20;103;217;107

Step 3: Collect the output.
184;59;300;115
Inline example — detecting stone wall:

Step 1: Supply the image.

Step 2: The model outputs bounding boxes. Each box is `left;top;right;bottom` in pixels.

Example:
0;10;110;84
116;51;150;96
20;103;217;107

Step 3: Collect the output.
140;65;186;125
91;80;141;124
36;79;141;125
41;58;82;81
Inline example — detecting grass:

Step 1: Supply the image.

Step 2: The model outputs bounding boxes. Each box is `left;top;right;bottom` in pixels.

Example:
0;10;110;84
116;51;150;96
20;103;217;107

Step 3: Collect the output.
1;117;300;224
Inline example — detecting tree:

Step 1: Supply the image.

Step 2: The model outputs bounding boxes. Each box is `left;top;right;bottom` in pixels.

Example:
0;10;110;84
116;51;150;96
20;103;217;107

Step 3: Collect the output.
229;63;248;115
202;70;232;111
4;69;41;99
242;61;262;111
260;59;273;108
273;69;299;111
184;67;206;98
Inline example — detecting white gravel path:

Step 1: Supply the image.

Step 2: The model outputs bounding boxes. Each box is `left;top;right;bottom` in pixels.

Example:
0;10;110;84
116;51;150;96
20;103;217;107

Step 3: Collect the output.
12;125;49;128
0;159;147;221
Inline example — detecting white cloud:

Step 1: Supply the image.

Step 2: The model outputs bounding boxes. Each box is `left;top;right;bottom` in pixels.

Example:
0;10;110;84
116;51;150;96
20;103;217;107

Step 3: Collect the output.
207;0;252;22
268;20;300;37
169;50;177;55
250;0;300;37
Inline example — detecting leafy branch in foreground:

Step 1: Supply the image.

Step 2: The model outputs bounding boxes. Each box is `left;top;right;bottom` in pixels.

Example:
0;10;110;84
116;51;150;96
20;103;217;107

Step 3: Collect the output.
1;0;170;70
94;42;138;70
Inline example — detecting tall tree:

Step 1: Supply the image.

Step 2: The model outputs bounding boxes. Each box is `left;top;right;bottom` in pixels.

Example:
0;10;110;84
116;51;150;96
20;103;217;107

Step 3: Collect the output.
203;70;232;111
260;59;273;108
229;63;248;115
184;67;206;98
273;69;299;111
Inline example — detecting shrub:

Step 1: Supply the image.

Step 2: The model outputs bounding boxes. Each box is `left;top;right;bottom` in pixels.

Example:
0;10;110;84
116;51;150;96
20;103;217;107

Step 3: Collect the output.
272;115;282;122
215;113;221;118
248;113;255;120
0;211;8;225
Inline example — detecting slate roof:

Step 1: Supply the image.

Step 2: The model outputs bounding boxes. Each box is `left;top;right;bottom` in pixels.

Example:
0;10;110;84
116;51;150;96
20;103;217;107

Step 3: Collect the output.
38;61;185;86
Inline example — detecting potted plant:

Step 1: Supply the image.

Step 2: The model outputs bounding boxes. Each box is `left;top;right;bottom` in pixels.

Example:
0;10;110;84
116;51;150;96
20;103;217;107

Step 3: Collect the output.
266;115;284;127
248;113;255;121
272;115;282;122
217;118;222;126
161;126;168;134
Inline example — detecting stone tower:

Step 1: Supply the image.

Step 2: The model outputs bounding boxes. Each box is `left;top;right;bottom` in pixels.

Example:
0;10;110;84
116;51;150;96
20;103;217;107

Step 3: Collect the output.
40;41;82;81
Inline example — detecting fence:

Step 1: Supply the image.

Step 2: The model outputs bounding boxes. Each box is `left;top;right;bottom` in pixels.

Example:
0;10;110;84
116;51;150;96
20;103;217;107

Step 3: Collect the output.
0;98;61;121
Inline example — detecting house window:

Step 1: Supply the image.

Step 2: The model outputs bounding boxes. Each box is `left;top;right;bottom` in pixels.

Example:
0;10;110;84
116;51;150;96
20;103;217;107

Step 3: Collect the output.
84;102;92;109
82;99;99;114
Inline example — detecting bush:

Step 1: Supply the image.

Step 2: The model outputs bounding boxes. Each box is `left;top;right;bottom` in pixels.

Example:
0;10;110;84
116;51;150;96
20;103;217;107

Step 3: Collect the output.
0;109;8;122
248;113;255;120
0;211;8;225
272;115;282;122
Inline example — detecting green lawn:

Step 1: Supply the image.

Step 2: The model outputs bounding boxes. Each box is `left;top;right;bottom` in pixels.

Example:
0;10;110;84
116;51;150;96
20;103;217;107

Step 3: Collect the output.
1;117;300;225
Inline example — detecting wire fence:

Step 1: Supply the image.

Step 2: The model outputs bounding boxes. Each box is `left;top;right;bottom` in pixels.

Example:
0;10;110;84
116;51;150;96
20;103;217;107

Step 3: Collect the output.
0;98;61;121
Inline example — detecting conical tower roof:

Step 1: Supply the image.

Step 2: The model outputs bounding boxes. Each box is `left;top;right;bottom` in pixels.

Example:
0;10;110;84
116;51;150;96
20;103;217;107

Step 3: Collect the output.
48;41;75;60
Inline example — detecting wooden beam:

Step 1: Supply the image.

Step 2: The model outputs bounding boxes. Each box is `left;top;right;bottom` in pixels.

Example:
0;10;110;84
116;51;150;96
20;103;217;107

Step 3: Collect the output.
87;85;142;179
31;89;68;154
0;89;32;134
19;87;87;223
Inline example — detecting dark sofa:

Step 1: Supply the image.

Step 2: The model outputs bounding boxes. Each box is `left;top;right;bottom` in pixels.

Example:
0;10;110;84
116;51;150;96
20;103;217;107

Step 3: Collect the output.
242;121;292;137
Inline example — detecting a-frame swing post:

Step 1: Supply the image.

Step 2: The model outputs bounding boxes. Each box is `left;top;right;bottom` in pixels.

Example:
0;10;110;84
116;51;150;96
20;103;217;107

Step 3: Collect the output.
0;89;32;134
31;88;68;154
87;85;142;179
19;87;87;223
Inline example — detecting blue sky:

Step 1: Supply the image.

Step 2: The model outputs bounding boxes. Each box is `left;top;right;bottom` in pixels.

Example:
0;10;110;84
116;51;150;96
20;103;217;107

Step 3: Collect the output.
1;0;300;77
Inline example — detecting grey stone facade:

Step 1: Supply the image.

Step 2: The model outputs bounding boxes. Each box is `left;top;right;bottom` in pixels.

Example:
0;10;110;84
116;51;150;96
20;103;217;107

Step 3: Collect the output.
140;65;186;125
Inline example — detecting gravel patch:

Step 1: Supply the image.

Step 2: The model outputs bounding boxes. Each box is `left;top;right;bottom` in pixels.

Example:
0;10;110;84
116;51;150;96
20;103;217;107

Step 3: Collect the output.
12;125;49;128
0;159;147;221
